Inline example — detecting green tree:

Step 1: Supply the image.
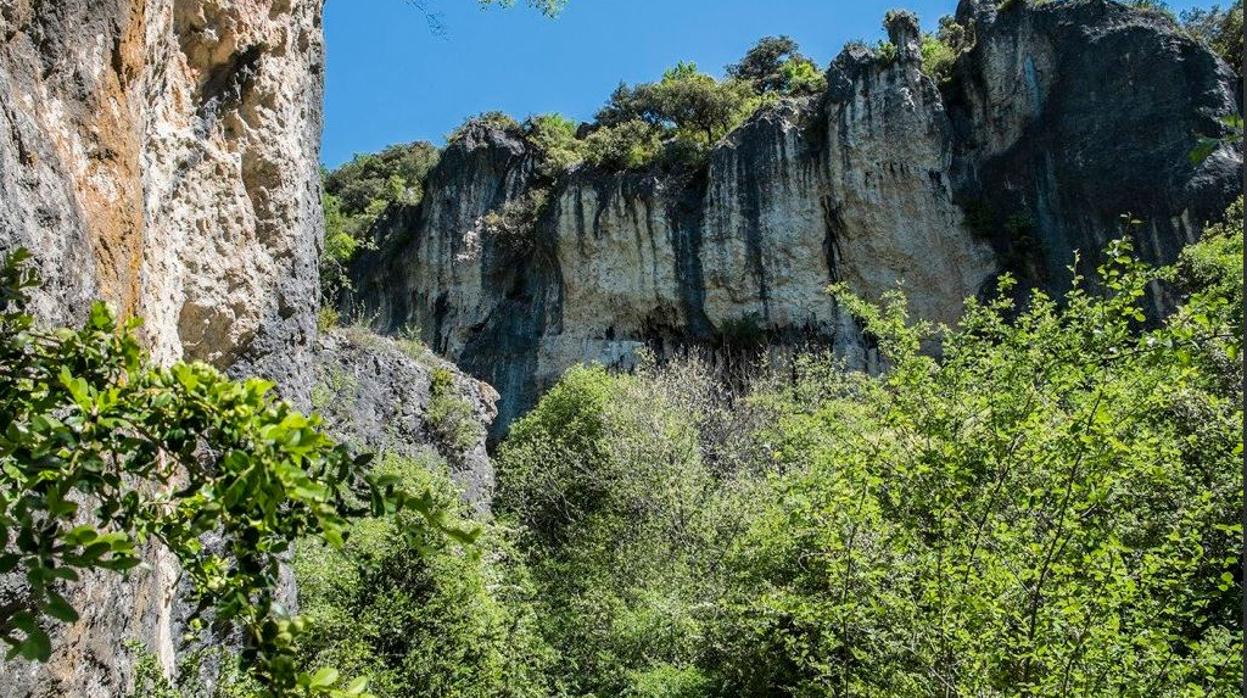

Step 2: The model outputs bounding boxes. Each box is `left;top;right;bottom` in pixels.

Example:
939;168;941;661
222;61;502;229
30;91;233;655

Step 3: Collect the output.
592;62;762;168
0;250;473;696
497;364;720;696
1182;1;1244;76
522;113;585;177
727;36;825;96
294;454;553;698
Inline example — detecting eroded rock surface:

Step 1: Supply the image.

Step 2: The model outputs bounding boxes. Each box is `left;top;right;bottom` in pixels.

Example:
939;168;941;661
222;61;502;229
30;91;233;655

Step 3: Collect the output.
315;329;500;513
347;0;1241;438
0;1;324;694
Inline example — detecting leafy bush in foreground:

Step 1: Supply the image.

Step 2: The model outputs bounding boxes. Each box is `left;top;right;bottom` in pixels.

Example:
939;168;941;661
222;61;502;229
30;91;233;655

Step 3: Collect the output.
0;249;469;696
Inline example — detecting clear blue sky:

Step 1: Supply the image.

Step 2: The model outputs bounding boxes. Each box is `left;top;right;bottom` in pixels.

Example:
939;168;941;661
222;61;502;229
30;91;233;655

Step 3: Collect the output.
321;0;1210;167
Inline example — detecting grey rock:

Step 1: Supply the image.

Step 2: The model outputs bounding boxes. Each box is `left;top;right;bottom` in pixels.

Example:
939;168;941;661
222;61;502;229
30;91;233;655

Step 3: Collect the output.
314;329;499;513
0;1;325;694
347;1;1240;439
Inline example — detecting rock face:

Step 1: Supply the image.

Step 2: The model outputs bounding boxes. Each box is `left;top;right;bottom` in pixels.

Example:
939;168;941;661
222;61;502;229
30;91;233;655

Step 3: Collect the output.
0;1;325;694
347;0;1242;437
947;0;1242;306
0;0;324;397
314;329;500;513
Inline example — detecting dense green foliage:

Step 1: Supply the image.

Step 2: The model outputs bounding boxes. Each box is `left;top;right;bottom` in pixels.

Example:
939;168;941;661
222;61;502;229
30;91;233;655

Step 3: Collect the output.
321;142;440;304
294;453;553;697
725;36;827;96
523;114;584;177
487;201;1244;696
590;61;767;169
0;250;470;696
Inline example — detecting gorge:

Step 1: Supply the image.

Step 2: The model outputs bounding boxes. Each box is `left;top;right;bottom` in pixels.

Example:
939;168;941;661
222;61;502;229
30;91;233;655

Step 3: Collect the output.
0;0;1241;694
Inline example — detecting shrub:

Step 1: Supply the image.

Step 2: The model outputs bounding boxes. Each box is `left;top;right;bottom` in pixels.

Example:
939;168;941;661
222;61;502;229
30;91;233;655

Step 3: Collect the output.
777;57;827;96
427;367;484;458
0;249;468;695
592;62;763;169
321;142;439;303
713;229;1243;694
478;188;550;257
583;119;666;170
497;364;716;696
294;453;554;698
523;113;585;177
920;33;957;82
447;110;521;143
874;39;898;64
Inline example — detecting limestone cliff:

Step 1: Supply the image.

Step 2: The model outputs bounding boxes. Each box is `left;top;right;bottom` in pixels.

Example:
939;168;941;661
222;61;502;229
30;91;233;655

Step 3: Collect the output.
346;0;1242;437
0;2;327;694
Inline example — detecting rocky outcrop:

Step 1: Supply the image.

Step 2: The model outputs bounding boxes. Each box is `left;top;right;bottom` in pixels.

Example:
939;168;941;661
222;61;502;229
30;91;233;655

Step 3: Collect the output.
946;0;1242;306
347;0;1242;438
315;329;500;513
0;1;325;695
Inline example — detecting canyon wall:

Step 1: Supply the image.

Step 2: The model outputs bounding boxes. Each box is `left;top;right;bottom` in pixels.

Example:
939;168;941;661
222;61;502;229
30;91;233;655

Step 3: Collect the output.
0;1;327;694
0;1;500;692
347;0;1242;437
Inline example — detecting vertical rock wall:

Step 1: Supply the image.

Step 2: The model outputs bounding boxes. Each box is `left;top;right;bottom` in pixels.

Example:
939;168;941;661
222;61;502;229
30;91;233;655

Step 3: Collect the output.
346;0;1245;438
0;1;325;695
0;0;324;399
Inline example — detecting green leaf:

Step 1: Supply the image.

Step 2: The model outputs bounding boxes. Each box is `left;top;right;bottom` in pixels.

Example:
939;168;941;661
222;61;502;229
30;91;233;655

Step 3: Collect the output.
308;667;340;689
87;301;113;331
58;368;91;409
43;591;79;623
18;627;51;662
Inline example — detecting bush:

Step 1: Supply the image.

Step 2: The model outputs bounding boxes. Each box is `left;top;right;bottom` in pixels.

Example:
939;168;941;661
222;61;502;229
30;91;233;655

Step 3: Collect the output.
447;111;521;143
478;188;551;257
523;113;585;177
496;364;722;696
583;119;666;170
295;453;554;698
920;33;957;82
0;249;465;696
427;368;485;458
777;58;826;96
324;142;438;216
592;62;764;169
321;142;439;302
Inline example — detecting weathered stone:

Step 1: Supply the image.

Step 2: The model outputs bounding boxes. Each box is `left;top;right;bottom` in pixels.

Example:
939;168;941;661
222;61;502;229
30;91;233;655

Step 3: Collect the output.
348;1;1239;438
314;329;499;513
0;1;324;694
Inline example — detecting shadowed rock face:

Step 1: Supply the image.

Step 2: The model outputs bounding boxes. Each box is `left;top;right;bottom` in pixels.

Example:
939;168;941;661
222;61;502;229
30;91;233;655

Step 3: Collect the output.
346;0;1242;439
947;0;1242;307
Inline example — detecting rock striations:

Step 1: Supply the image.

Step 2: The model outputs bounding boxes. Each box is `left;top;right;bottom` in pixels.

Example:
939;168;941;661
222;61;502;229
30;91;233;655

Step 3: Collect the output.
345;0;1242;438
0;2;326;694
